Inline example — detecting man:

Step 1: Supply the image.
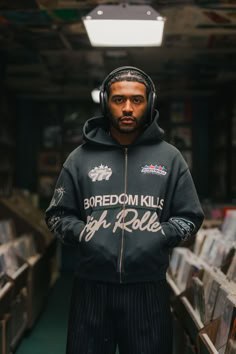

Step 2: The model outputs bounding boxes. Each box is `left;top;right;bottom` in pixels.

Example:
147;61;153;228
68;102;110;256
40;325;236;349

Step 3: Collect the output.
45;66;204;354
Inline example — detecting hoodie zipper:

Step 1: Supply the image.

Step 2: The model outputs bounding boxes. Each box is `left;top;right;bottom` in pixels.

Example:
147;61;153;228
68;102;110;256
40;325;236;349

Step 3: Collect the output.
119;147;128;283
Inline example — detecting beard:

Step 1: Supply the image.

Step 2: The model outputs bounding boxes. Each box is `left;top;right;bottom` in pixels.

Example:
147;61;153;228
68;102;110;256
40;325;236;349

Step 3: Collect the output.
108;111;148;135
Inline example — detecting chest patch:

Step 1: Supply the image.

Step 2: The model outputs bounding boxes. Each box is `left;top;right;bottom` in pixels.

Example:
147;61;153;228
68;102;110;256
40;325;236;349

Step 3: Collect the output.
141;164;167;176
88;164;112;182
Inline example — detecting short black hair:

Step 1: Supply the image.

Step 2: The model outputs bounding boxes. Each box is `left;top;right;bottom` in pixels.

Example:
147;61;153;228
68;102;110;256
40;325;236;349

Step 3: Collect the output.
106;69;150;95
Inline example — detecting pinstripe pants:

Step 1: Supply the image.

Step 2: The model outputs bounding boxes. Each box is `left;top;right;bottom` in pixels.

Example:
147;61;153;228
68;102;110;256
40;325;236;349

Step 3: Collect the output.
66;278;173;354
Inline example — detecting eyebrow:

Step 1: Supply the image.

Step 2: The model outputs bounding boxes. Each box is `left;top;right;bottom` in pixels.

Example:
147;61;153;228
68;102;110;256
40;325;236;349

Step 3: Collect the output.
111;94;145;98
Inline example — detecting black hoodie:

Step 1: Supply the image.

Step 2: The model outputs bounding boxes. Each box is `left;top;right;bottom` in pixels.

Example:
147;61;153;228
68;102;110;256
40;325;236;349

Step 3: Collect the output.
45;112;204;283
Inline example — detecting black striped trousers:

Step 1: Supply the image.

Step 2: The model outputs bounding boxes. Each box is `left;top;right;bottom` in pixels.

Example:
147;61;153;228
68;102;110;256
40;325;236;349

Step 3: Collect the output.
66;278;173;354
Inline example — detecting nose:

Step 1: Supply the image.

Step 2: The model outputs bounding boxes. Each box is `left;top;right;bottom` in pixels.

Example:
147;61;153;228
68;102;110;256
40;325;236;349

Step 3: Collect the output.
122;99;133;115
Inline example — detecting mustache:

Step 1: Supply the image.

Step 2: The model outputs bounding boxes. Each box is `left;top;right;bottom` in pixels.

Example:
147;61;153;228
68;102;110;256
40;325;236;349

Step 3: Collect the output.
119;115;136;121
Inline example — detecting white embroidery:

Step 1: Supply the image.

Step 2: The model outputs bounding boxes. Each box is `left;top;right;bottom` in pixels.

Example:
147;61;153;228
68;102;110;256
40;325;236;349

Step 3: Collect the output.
88;164;112;182
79;211;111;242
48;187;65;209
113;209;163;233
79;208;164;242
84;194;164;210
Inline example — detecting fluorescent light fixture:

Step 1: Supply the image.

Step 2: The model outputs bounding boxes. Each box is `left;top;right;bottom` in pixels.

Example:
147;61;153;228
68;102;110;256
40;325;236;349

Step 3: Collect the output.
82;4;166;47
91;88;100;103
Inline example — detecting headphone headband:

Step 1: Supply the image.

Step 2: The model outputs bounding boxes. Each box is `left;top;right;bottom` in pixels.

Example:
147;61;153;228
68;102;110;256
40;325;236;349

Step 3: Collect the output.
100;66;156;94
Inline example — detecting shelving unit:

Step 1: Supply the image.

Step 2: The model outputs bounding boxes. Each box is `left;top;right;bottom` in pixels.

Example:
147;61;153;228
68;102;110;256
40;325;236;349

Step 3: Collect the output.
168;211;236;354
160;100;194;172
0;90;16;198
37;101;87;207
231;96;236;199
168;273;222;354
0;190;60;354
210;87;236;202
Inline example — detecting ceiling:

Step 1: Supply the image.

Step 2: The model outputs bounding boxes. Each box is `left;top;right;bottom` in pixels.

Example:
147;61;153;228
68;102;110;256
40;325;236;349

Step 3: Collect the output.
0;0;236;101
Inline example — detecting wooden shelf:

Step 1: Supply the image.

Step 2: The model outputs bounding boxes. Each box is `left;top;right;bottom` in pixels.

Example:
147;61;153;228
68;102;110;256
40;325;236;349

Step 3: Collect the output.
10;313;27;352
198;333;219;354
167;273;220;354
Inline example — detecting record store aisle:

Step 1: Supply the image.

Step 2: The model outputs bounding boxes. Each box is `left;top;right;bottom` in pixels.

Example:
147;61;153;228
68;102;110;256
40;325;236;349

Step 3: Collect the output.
15;272;120;354
16;272;73;354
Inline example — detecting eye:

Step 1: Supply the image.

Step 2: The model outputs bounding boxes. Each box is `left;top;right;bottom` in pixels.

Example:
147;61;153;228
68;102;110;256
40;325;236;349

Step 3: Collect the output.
113;97;124;104
132;97;142;104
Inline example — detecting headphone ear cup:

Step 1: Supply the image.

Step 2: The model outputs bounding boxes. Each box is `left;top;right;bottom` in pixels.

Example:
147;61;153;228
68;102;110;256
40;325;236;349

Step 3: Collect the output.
149;92;157;122
103;90;108;115
147;92;152;120
147;92;156;122
99;89;104;115
100;89;108;115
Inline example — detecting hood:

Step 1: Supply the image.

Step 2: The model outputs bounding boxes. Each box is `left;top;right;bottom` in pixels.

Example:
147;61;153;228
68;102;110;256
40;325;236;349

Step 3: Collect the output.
83;110;165;147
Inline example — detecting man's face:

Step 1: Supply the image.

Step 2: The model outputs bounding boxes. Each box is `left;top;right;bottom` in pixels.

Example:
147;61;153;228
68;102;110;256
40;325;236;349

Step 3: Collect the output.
107;81;148;135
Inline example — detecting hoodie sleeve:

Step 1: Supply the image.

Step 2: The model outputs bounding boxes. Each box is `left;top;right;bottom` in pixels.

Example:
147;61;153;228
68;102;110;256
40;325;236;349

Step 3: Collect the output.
161;168;204;248
45;166;85;245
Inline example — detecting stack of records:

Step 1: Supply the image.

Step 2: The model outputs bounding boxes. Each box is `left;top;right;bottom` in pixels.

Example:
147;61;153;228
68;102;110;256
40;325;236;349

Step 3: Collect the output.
169;247;204;293
221;210;236;242
12;234;37;261
0;219;15;244
215;293;236;353
194;228;236;273
227;253;236;282
0;244;20;277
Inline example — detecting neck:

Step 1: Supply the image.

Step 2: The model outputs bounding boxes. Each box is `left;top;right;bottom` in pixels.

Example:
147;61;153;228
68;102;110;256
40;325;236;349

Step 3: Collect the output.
109;126;140;145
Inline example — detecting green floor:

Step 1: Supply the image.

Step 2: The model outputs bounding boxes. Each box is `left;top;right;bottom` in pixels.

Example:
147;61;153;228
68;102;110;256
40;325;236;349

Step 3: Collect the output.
16;272;73;354
16;273;119;354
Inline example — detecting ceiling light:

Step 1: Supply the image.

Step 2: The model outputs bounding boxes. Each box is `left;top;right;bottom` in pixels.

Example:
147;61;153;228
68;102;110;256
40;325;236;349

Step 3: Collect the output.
82;4;166;47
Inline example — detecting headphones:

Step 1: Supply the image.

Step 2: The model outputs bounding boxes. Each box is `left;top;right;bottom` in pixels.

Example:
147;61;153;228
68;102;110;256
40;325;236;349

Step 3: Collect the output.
99;66;157;122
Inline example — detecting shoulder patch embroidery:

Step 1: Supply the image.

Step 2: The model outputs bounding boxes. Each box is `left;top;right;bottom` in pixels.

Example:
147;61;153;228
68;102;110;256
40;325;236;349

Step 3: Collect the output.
141;164;168;176
88;164;112;182
48;187;65;209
